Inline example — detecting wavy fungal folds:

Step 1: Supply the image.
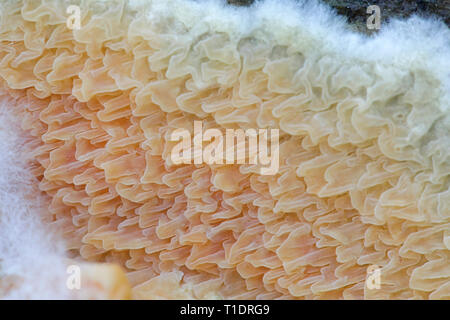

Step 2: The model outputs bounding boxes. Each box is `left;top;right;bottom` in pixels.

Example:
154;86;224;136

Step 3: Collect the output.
0;0;449;299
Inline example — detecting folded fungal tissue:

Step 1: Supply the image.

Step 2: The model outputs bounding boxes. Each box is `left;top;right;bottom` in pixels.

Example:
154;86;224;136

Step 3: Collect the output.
0;0;449;300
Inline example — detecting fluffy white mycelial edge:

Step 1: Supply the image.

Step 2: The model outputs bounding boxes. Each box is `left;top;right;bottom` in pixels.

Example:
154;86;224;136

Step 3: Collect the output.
0;95;70;299
127;0;450;112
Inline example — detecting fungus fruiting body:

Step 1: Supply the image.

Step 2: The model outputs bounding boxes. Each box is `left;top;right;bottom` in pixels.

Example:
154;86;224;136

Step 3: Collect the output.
0;0;449;299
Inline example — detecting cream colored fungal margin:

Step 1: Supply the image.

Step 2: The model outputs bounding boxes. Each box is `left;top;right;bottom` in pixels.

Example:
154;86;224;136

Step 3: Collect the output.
0;0;449;299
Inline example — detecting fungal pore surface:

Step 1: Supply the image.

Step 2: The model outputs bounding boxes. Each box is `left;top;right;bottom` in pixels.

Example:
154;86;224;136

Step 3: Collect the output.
0;0;449;299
